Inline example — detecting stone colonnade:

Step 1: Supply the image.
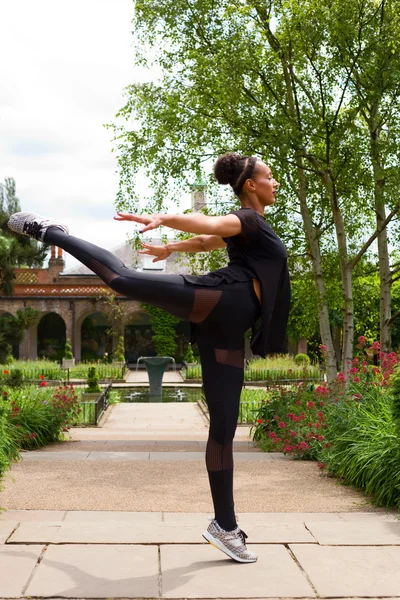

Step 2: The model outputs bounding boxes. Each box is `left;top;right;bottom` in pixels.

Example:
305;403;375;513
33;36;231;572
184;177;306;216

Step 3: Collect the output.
0;297;143;360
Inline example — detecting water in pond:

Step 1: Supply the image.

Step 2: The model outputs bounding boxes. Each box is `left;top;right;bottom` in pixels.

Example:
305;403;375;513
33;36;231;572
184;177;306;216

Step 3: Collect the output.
119;386;201;403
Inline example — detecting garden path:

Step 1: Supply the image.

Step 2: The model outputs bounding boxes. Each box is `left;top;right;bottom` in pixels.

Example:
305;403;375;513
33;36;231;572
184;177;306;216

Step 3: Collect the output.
1;401;399;599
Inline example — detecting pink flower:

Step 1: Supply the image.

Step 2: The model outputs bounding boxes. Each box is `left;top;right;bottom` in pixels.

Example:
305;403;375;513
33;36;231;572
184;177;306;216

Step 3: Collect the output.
358;336;366;345
306;401;316;408
337;372;346;383
349;367;358;374
278;421;286;428
352;376;360;384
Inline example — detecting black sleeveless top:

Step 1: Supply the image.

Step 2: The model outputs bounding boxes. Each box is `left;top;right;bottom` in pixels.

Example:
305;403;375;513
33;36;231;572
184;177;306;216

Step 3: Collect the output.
182;208;291;357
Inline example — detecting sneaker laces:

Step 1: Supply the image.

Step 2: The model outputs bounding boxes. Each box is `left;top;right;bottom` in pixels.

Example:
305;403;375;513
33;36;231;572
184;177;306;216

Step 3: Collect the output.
23;220;42;237
237;528;248;545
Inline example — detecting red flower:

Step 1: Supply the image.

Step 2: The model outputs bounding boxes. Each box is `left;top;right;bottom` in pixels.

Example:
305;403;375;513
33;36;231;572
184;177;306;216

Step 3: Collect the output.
278;421;286;428
358;336;366;345
257;419;263;424
40;381;47;387
39;375;44;380
3;369;9;375
352;376;360;384
306;401;316;408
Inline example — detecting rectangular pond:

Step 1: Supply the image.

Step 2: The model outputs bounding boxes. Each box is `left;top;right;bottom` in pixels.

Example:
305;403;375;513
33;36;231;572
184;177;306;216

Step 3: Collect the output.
118;386;201;403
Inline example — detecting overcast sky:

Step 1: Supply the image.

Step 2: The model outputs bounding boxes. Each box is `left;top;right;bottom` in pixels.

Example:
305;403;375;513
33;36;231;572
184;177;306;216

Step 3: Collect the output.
0;0;166;270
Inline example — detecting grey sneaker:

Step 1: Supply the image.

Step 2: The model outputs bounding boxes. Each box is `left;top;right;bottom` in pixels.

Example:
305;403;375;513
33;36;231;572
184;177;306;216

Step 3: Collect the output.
203;519;258;563
7;212;69;242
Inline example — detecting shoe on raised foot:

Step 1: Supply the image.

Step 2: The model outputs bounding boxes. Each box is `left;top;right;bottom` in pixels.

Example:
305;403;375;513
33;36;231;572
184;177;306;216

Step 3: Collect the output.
202;519;258;563
7;212;69;242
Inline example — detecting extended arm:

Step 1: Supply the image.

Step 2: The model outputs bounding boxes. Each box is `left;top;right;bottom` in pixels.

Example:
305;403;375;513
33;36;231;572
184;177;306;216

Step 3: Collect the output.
139;235;226;263
114;211;242;237
167;235;226;252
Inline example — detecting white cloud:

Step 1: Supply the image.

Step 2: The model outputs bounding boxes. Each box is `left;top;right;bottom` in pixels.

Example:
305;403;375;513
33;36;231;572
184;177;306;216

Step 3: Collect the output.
0;0;171;270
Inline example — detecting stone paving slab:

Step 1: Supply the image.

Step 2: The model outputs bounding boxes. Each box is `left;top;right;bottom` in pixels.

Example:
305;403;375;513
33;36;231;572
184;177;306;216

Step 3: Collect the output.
290;543;400;597
63;511;163;523
25;544;159;598
40;440;261;453
0;510;66;523
0;521;18;543
160;544;315;598
0;544;43;597
307;520;400;545
19;451;280;461
7;520;316;545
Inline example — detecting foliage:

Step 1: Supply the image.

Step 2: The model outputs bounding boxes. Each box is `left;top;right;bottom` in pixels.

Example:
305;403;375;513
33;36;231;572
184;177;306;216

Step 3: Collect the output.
85;367;101;393
0;383;81;481
183;343;196;364
388;364;400;436
294;354;310;366
251;337;400;509
141;303;178;357
0;177;48;295
0;308;40;364
114;336;125;363
64;339;73;360
111;0;400;380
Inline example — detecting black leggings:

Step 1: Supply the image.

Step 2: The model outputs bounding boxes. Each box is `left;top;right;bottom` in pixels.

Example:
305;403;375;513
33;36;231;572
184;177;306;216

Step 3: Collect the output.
46;228;261;531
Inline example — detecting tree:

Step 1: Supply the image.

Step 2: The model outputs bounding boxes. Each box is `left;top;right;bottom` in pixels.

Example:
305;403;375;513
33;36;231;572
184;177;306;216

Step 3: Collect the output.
0;178;48;295
112;0;400;381
0;308;39;364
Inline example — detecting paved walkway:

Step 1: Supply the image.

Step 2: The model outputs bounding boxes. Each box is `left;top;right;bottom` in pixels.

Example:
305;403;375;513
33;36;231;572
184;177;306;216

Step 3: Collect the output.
1;401;399;598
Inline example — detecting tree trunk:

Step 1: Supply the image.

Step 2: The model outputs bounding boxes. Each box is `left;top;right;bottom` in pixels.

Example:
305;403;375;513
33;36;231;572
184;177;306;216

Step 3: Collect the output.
370;119;392;352
296;154;337;383
322;173;354;379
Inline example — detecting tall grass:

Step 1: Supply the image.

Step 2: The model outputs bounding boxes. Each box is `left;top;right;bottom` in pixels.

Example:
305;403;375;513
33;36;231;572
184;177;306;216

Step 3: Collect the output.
321;389;400;509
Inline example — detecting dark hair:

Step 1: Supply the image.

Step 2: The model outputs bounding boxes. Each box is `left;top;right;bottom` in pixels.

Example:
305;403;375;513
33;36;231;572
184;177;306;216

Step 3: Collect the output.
213;153;258;195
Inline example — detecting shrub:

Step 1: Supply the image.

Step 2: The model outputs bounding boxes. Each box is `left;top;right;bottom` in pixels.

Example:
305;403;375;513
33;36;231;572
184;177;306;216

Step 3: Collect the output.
251;382;329;460
64;339;73;359
114;336;125;363
184;343;196;364
85;367;101;393
294;353;310;366
4;369;24;387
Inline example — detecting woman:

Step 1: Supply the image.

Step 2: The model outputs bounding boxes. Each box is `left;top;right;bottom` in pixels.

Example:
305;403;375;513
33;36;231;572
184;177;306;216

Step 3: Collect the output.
8;152;291;563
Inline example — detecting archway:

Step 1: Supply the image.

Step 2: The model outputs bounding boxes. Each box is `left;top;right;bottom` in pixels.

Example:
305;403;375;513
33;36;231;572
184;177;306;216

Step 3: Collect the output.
37;312;66;359
81;312;112;361
124;311;155;363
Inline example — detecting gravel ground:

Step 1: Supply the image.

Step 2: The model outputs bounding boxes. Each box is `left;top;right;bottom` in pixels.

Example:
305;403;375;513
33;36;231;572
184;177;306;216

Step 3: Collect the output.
0;459;386;513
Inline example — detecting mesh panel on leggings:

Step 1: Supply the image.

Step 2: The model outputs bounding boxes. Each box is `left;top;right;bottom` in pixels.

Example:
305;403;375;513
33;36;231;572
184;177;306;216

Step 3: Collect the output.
206;437;233;472
88;258;120;284
188;288;222;323
214;348;245;369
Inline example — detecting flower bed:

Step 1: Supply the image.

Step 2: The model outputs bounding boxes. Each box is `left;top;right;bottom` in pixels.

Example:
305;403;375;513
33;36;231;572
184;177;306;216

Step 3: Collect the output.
251;338;400;510
0;381;82;483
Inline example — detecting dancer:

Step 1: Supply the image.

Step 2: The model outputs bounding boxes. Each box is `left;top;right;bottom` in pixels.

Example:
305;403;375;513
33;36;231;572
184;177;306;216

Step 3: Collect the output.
8;152;291;563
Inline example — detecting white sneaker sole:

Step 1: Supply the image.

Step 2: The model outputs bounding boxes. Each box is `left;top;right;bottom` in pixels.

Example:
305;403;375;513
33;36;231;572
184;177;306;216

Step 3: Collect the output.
202;530;257;563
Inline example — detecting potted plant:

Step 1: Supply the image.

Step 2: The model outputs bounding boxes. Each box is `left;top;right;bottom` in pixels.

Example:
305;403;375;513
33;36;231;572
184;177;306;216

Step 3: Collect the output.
113;336;126;368
82;366;102;401
62;339;75;369
183;343;197;368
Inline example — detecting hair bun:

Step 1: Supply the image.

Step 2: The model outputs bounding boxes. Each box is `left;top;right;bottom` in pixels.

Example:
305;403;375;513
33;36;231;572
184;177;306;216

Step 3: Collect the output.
213;152;244;186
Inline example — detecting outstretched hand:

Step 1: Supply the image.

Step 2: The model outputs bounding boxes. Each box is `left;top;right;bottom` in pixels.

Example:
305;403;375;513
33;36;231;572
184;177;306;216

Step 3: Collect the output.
138;242;171;263
113;212;165;233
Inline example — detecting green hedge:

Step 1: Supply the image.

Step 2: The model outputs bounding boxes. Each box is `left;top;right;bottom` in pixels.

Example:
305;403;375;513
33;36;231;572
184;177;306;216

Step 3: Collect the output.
183;365;322;381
